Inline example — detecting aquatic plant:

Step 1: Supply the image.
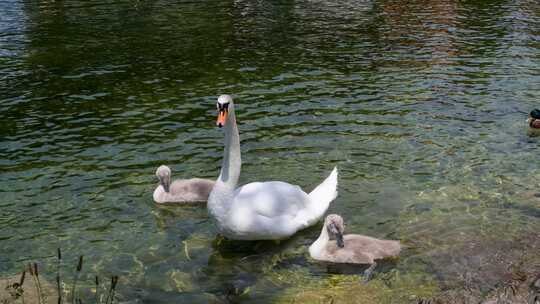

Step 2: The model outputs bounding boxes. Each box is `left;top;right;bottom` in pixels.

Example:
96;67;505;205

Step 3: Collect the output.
28;263;43;304
70;256;83;304
104;276;119;304
0;249;120;304
56;249;62;304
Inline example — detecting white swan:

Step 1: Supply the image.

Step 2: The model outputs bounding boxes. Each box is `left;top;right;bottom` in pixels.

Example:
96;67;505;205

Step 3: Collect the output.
207;95;338;240
153;165;215;204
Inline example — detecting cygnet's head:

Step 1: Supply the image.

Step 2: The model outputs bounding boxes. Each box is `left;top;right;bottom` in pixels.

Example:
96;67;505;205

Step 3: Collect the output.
156;165;171;192
216;95;233;128
325;214;345;248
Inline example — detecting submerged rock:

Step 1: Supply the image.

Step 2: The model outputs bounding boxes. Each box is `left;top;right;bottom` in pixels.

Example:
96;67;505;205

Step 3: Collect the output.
397;182;540;304
419;271;540;304
275;272;438;303
406;224;540;303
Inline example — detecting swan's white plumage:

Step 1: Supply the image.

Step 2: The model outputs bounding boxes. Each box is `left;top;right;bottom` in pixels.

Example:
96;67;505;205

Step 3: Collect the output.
234;182;307;218
208;95;338;240
223;181;310;239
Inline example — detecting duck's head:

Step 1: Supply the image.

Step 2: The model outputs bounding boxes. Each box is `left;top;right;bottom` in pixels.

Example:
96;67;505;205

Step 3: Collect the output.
216;95;233;128
156;165;171;192
529;109;540;129
325;214;345;248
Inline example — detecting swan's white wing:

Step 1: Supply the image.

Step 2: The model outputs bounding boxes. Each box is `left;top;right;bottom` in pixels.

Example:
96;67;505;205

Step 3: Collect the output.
232;181;310;218
220;181;312;239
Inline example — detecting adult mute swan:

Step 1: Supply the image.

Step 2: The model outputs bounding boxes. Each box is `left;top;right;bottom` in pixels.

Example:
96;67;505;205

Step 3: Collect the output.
208;95;338;240
309;214;401;281
153;165;215;204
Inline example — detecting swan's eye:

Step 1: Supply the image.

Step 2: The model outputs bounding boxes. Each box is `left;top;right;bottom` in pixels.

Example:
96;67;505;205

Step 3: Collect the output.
218;103;229;112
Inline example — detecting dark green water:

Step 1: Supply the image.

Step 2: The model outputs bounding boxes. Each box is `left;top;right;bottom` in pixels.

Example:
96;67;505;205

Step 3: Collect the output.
1;0;539;302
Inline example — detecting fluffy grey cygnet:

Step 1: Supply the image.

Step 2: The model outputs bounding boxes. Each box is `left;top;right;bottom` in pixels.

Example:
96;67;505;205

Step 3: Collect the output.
309;214;401;281
153;165;215;204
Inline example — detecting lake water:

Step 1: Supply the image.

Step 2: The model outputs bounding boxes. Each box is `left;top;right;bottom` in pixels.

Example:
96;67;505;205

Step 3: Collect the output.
1;0;539;302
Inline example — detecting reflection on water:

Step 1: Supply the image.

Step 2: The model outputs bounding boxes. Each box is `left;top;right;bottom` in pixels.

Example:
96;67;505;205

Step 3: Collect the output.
1;0;539;302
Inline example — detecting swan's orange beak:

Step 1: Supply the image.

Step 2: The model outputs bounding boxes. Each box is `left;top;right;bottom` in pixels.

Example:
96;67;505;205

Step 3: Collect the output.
217;110;228;128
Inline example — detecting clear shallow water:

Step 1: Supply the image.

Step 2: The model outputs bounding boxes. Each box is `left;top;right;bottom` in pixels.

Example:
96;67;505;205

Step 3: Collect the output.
1;0;539;302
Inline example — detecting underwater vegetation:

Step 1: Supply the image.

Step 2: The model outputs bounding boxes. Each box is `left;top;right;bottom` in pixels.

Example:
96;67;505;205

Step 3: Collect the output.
1;249;119;304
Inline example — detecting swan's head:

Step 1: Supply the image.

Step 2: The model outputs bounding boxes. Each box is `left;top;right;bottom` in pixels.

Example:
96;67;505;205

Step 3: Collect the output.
529;109;540;129
156;165;171;192
325;214;345;248
216;94;233;128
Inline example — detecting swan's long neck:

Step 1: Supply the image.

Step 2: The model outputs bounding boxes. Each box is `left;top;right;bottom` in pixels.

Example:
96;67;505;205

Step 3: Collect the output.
209;104;241;222
217;105;241;188
309;225;329;259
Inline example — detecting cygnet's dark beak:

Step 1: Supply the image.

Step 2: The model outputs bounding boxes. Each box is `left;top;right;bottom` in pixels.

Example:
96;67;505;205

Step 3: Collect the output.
159;176;170;192
336;231;345;248
329;222;345;248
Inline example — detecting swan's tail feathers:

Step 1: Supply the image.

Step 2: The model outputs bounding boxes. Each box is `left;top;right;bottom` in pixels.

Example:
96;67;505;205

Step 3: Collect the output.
307;167;338;223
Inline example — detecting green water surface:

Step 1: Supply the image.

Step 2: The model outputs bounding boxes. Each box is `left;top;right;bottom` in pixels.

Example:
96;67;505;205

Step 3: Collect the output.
1;0;539;302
